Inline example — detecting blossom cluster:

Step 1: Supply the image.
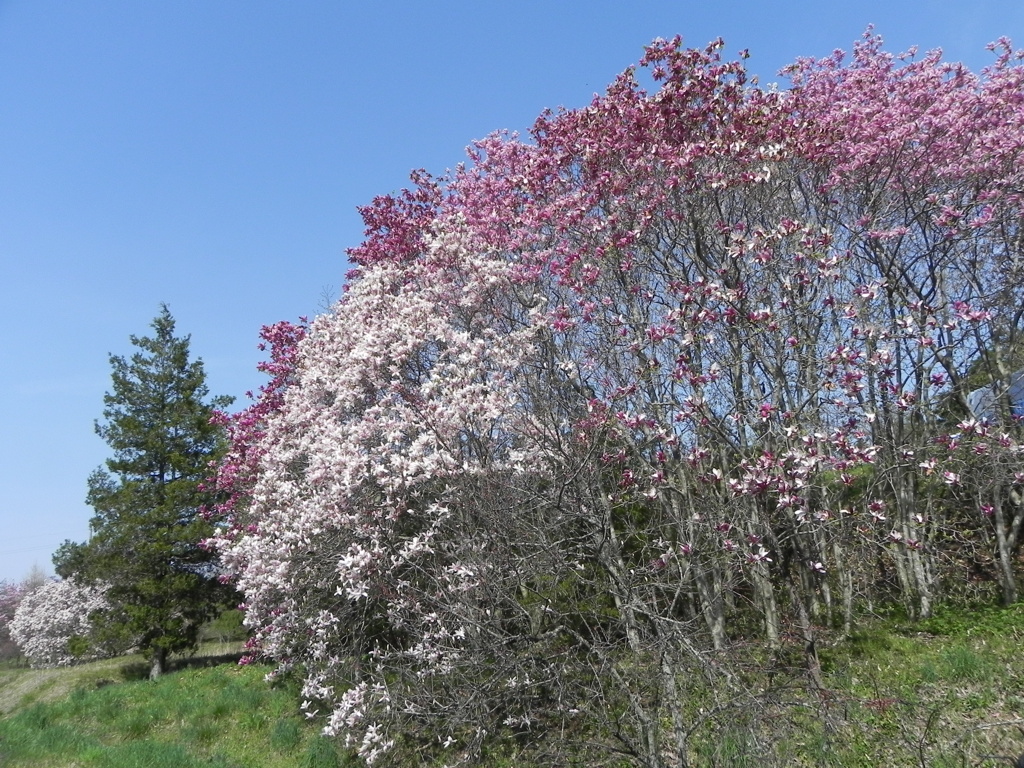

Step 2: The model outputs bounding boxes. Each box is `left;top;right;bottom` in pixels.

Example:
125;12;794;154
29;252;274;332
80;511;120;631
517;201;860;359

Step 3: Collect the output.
213;31;1024;766
9;579;113;668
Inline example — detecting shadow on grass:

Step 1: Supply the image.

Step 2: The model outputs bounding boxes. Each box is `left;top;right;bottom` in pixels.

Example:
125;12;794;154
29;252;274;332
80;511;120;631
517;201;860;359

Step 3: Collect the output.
119;652;245;682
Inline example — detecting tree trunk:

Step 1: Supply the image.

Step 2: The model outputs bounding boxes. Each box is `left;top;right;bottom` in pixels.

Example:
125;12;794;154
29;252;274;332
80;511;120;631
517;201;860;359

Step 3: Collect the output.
834;540;854;638
787;580;824;690
751;560;780;647
661;647;690;768
691;563;726;651
993;492;1019;605
149;646;167;680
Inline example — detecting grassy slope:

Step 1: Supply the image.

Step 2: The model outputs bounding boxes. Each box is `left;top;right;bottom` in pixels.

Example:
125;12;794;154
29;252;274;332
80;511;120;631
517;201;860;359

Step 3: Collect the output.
0;644;345;768
681;604;1024;768
0;643;247;716
1;609;1024;767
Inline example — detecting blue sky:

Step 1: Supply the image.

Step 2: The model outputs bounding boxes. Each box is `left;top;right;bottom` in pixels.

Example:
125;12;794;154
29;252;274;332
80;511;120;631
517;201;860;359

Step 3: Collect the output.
2;0;1023;582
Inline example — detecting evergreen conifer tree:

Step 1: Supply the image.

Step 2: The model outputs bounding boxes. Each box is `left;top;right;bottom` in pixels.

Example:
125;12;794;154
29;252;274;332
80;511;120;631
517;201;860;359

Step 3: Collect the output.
55;305;234;678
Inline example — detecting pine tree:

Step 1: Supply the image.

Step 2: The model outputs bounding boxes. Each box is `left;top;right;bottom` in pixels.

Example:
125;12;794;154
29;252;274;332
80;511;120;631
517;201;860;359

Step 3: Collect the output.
55;305;234;678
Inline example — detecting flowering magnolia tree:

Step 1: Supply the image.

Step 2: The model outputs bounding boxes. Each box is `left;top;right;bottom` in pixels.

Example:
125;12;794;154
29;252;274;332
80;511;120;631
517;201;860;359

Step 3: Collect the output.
215;31;1024;767
9;579;114;668
1;569;52;662
0;580;31;662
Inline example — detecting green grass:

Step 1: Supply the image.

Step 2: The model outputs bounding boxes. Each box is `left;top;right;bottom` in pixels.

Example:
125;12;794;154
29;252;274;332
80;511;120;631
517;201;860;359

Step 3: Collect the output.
3;610;1024;767
0;647;349;768
709;603;1024;768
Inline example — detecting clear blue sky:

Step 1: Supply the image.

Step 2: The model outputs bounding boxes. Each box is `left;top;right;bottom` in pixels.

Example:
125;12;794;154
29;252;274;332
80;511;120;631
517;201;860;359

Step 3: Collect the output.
2;0;1023;582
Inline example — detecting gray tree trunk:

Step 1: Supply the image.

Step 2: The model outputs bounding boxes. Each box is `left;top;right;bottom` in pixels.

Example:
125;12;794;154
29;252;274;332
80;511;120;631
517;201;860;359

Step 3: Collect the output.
149;647;167;680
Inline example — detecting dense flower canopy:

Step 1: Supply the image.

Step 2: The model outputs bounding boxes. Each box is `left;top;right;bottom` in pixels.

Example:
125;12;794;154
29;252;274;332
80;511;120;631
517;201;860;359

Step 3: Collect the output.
213;32;1024;767
9;579;112;668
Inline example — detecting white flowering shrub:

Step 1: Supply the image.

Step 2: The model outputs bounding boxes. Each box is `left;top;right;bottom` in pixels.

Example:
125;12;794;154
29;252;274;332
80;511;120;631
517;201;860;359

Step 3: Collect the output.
9;578;113;667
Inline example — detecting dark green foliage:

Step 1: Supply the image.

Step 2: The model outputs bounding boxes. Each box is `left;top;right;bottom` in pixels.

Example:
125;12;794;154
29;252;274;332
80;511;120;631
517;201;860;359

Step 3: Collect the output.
199;609;247;644
54;306;235;677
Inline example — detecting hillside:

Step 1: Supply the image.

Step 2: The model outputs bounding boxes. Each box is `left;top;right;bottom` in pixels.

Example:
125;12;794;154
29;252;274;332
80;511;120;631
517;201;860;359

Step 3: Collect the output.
0;644;344;768
2;608;1024;767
